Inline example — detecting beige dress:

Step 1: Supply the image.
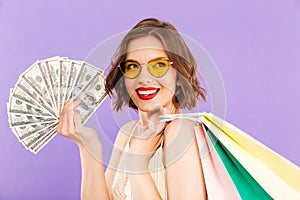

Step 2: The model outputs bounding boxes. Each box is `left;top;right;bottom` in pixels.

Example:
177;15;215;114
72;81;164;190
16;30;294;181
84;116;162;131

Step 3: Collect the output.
112;122;167;200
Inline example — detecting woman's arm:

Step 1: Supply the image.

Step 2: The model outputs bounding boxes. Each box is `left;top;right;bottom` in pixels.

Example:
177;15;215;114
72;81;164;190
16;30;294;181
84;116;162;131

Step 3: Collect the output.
163;119;207;199
57;99;110;199
104;120;137;198
58;99;153;199
67;121;137;200
78;144;110;200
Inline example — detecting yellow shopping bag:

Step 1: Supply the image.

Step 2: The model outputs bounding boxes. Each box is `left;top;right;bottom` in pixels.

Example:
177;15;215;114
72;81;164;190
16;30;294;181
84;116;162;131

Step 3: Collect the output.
200;112;300;199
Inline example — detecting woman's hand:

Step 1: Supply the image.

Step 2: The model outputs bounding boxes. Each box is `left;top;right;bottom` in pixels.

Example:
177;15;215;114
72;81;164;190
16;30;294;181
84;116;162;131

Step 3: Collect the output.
126;106;167;172
56;99;82;144
56;99;101;155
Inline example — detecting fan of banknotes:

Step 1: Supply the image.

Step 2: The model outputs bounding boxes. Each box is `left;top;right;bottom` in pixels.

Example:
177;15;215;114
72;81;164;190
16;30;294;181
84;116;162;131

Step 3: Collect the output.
7;56;107;154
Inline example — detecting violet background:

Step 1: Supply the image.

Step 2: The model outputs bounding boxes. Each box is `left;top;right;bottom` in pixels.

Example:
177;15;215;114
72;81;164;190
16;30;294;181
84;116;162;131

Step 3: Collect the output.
0;0;299;199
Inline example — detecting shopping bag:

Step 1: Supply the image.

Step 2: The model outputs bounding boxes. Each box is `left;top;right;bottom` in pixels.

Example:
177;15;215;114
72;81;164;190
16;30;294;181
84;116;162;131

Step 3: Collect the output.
194;124;242;199
202;126;273;199
160;112;300;199
200;113;300;199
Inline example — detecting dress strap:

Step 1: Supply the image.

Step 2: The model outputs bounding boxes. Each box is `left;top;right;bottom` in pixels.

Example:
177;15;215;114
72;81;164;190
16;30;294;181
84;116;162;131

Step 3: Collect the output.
124;120;140;151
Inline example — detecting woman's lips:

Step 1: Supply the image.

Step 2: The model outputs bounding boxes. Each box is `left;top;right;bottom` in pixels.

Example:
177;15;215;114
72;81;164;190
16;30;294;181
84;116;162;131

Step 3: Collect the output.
135;87;160;100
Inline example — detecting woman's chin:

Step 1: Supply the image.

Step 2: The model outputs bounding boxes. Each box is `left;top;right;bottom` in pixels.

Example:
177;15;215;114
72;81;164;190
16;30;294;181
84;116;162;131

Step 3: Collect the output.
137;103;161;113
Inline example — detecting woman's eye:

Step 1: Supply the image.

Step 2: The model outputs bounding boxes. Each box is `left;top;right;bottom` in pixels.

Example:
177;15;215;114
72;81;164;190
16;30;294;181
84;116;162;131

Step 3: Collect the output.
127;64;138;70
154;62;167;68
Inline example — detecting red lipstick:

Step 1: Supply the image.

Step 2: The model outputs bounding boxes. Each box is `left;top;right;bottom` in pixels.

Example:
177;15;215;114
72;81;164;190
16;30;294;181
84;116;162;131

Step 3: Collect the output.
135;87;160;100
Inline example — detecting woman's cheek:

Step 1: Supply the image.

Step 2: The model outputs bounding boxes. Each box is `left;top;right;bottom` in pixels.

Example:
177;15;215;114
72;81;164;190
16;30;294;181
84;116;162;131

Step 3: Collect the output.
124;79;136;97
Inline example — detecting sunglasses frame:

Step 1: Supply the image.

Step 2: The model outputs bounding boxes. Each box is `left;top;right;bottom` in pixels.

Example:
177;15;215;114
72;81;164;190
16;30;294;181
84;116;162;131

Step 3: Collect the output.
118;57;173;79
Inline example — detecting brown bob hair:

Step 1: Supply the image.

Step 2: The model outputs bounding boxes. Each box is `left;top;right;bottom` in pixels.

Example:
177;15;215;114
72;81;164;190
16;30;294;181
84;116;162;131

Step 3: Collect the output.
105;18;206;111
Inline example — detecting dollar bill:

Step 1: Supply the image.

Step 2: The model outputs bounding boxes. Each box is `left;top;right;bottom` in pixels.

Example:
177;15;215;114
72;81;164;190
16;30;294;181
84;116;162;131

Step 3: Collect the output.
37;58;59;112
15;78;57;117
31;129;57;154
8;96;53;117
8;113;56;127
22;122;57;150
10;121;57;141
10;86;40;108
70;62;103;99
20;61;55;110
44;57;61;115
59;59;71;113
10;86;55;116
64;60;82;102
74;72;107;123
8;56;107;154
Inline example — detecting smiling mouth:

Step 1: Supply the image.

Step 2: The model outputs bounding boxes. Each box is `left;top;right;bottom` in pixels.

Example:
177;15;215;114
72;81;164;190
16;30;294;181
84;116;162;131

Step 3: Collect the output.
136;87;160;100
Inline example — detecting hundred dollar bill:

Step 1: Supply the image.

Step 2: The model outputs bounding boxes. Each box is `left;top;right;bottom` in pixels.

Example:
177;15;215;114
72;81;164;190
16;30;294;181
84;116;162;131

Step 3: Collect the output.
36;57;59;112
10;121;57;141
10;87;41;109
16;78;57;117
8;96;53;117
31;129;57;154
70;62;103;99
74;72;107;124
44;57;61;115
10;86;55;116
20;61;55;110
22;122;57;151
8;113;56;127
64;60;82;103
59;58;71;113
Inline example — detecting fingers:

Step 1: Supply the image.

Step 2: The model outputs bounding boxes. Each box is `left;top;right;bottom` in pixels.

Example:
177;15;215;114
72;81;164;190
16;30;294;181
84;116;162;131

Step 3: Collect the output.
56;99;100;152
62;99;81;112
56;99;82;143
74;112;83;133
67;111;75;135
56;114;63;133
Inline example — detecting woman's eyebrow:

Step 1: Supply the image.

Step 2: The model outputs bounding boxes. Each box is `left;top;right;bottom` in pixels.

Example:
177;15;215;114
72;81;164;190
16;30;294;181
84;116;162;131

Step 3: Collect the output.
124;58;139;62
125;57;167;63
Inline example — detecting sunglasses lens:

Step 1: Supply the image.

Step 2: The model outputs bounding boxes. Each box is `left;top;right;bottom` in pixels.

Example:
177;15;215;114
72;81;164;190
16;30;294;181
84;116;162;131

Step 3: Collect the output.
148;59;170;77
121;61;140;78
120;58;171;78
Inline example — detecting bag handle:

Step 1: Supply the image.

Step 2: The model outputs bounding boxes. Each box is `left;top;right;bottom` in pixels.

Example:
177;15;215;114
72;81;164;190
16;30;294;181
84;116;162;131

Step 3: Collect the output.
159;112;204;123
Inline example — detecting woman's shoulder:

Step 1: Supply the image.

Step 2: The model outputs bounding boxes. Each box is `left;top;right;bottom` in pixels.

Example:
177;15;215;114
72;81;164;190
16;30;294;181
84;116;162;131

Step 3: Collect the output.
167;117;197;129
163;118;198;146
165;118;198;135
119;120;140;137
114;120;138;150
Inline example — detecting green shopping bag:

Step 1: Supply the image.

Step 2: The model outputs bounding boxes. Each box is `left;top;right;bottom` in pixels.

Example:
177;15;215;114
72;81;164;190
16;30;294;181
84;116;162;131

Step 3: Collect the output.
200;113;300;199
161;112;300;200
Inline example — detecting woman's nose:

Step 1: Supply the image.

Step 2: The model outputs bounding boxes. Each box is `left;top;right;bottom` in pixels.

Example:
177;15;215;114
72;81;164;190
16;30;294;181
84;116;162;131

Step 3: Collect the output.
137;64;153;84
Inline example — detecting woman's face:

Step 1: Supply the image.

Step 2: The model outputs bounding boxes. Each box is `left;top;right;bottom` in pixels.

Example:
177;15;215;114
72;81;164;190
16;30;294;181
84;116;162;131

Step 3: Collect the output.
124;36;177;113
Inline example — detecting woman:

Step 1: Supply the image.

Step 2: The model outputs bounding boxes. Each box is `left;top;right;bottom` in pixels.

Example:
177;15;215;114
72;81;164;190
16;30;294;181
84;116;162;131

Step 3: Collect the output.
57;18;207;199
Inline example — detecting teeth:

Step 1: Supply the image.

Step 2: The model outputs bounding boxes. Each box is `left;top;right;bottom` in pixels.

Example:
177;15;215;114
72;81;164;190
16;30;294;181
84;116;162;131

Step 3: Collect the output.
138;89;157;95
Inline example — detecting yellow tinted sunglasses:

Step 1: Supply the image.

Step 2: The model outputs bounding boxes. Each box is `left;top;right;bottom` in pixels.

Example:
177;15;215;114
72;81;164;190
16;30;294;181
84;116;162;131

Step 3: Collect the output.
119;57;173;79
